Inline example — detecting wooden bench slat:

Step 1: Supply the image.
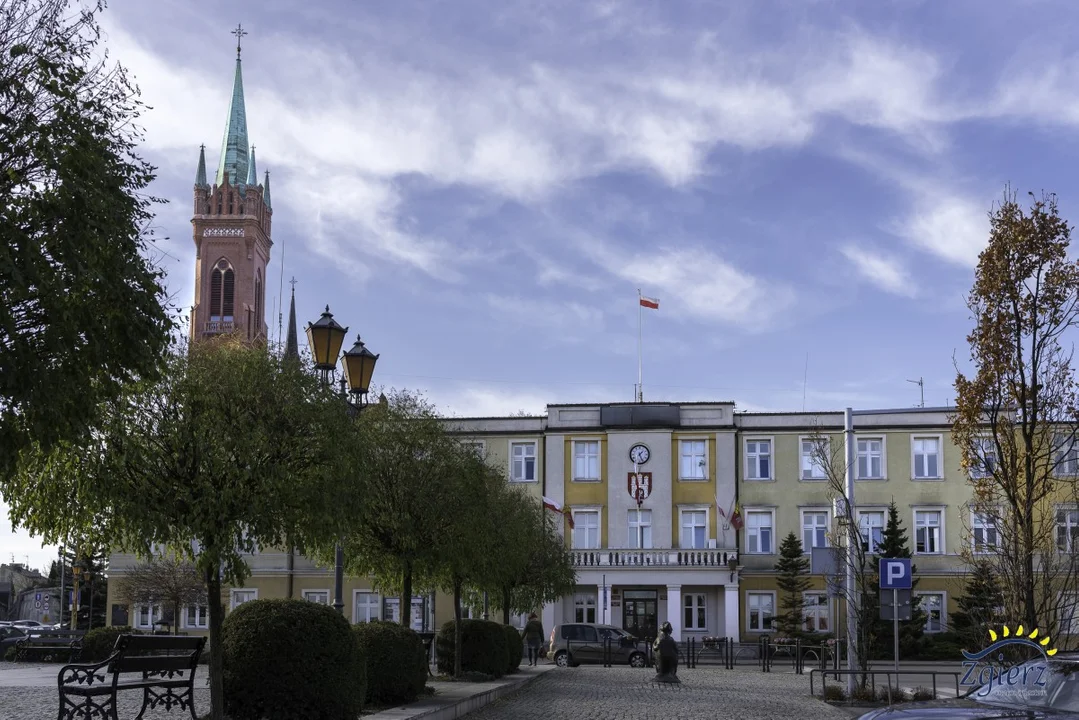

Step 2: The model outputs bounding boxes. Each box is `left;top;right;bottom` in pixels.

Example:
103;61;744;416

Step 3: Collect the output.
117;635;203;652
112;655;197;673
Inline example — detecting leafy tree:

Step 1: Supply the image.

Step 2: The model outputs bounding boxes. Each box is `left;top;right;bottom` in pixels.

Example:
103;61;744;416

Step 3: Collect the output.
951;560;1004;650
4;337;355;720
872;502;926;658
774;532;811;637
953;188;1079;631
114;555;206;634
0;0;174;479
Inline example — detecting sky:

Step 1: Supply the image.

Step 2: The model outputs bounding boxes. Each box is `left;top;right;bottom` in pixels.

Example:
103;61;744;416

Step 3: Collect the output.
8;0;1079;571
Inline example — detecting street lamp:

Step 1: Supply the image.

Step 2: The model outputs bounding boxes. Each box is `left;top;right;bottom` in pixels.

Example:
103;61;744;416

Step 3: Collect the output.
304;306;378;616
69;559;84;631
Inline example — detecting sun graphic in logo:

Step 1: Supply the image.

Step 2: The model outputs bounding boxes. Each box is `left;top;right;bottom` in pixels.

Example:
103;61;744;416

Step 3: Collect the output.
988;625;1058;657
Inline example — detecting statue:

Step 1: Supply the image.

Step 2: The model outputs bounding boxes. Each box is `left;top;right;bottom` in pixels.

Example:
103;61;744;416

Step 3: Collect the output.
652;621;680;683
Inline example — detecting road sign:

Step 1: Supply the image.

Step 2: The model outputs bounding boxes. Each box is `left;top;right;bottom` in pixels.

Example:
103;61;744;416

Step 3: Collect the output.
34;592;41;601
879;589;912;621
34;600;41;610
879;558;912;590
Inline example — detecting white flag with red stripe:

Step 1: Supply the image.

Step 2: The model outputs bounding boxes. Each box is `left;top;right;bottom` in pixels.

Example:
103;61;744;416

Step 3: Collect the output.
639;295;659;310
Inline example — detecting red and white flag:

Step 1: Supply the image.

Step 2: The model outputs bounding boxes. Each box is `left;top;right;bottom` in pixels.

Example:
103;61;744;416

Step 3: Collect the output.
639;295;659;310
542;496;575;529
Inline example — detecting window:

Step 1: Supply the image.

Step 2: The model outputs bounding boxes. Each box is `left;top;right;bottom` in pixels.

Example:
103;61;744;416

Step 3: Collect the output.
857;438;883;479
209;258;235;322
801;511;829;552
573;441;600;481
972;513;998;553
745;439;772;480
680;440;707;480
572;510;600;549
970;437;997;479
1056;434;1079;476
383;597;426;631
303;590;330;605
1059;593;1079;635
747;592;775;631
915;510;943;554
800;438;828;480
462;440;485;456
255;269;263;333
1057;509;1079;552
230;589;257;609
680;509;707;549
511;442;537;482
919;593;945;633
184;605;208;629
912;436;941;479
628;509;652;549
135;604;162;630
858;511;884;553
684;593;706;631
803;593;829;633
746;510;774;554
353;592;379;623
574;593;597;624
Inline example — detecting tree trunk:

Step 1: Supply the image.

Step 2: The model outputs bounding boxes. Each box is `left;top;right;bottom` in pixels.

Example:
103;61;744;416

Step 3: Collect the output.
453;577;463;678
502;587;511;625
173;601;181;635
205;566;225;720
401;564;413;628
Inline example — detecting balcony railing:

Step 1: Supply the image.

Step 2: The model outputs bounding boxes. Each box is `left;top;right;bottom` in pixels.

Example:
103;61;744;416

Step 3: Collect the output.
203;320;236;334
568;548;737;568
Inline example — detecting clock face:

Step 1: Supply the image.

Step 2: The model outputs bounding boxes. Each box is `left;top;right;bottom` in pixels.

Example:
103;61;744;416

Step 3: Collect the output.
629;444;650;464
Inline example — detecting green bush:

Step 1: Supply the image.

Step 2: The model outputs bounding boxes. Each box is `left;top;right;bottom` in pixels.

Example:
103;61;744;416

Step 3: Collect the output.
82;626;139;662
222;598;363;720
502;624;523;673
353;621;426;706
822;684;846;702
912;687;935;701
436;619;508;678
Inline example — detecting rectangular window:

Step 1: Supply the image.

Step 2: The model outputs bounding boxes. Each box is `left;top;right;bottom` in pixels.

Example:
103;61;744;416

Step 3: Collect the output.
801;511;829;552
970;437;997;479
858;511;884;553
573;441;600;481
574;593;597;624
1059;593;1079;635
1057;509;1079;553
745;439;772;480
680;510;707;549
915;510;943;554
303;590;330;605
684;593;706;631
680;440;707;480
1056;434;1079;476
913;436;941;479
628;509;653;549
511;442;537;482
135;604;162;630
857;438;883;479
184;605;208;629
354;592;379;623
230;589;257;609
382;597;426;631
919;593;945;633
801;438;828;480
747;592;775;632
572;510;600;549
803;592;829;633
746;511;774;554
972;513;998;553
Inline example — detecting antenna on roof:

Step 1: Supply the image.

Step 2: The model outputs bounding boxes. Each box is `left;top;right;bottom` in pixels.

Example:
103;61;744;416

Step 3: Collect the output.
907;377;925;408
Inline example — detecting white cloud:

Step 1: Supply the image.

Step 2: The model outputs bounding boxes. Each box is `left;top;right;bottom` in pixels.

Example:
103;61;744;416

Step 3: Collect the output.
895;194;988;267
483;294;604;339
840;244;917;297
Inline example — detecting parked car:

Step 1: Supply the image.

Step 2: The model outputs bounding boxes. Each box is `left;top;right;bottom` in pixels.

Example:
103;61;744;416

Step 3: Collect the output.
548;623;647;668
0;626;27;656
11;620;43;627
857;655;1079;719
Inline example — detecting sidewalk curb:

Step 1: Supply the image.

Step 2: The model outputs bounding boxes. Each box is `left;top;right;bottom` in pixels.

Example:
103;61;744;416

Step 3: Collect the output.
366;666;554;720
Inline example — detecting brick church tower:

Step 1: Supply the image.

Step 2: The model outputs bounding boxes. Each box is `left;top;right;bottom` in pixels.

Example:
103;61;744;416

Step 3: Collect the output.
190;25;273;344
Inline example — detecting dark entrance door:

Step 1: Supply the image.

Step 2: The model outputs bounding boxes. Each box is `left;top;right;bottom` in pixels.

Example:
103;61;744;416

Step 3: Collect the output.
622;590;658;640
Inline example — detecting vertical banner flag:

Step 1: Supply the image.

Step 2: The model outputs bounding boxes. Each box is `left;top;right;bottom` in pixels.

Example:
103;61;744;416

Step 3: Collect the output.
730;503;744;530
543;496;575;529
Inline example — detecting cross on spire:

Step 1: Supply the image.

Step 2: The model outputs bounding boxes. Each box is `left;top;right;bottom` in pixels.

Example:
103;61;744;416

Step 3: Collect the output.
289;276;297;292
232;23;248;59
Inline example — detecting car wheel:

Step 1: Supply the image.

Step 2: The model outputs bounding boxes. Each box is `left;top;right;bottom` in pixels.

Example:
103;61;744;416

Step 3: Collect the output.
629;652;646;668
554;651;569;667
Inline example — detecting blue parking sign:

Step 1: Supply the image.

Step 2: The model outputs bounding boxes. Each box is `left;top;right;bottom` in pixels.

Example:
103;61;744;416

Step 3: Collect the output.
879;558;912;590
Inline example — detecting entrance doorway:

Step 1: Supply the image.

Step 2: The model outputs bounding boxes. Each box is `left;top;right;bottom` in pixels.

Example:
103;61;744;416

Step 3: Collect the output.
622;590;658;639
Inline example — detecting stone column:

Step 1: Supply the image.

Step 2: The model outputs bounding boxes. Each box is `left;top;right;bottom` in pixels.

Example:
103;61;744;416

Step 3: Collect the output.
724;585;741;642
666;584;682;641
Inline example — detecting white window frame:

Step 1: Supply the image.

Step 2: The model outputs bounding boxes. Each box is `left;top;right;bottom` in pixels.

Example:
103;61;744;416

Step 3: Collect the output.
800;509;830;553
572;439;601;482
510;440;538;482
857;509;885;554
799;436;829;481
352;591;380;624
969;436;997;479
911;434;944;480
574;593;597;624
745;508;775;555
302;589;331;605
230;588;258;610
917;591;947;633
462;439;486;456
1059;592;1079;636
679;506;709;549
746;591;776;632
803;592;830;633
744;437;774;481
856;436;886;480
571;507;602;549
628;508;653;549
134;603;162;630
971;511;999;554
683;593;707;631
1057;507;1079;553
1055;433;1079;477
183;604;209;630
913;508;945;555
679;438;708;481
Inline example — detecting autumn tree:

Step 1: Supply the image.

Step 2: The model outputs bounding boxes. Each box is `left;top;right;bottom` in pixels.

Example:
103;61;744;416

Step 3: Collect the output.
953;188;1079;631
774;533;811;637
115;556;205;633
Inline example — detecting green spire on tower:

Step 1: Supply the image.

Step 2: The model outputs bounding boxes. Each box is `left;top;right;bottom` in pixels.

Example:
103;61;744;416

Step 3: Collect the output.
195;144;208;188
215;24;250;187
247;145;258;186
263;170;272;209
284;279;299;361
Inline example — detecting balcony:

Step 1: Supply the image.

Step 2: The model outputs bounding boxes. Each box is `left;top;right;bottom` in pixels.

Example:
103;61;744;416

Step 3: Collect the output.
568;548;737;568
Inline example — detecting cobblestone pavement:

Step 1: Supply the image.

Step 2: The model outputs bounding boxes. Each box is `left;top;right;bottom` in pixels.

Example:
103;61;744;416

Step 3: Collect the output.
465;666;852;720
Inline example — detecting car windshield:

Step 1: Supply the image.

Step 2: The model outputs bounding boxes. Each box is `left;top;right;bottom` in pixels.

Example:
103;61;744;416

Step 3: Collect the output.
971;659;1079;711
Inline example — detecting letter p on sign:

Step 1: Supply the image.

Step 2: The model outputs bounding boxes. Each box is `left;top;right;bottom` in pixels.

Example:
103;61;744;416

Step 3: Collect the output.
879;558;912;590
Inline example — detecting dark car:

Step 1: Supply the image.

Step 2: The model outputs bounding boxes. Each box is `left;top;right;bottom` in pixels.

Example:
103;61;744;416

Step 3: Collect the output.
0;626;27;656
857;656;1079;719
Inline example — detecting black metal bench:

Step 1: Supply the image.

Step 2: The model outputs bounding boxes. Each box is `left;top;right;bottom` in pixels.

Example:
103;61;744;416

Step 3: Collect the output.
57;634;206;720
14;629;85;663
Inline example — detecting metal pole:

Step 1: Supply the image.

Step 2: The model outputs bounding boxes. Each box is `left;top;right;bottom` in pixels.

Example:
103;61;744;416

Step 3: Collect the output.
844;407;858;696
893;589;900;672
637;289;643;402
483;592;489;620
333;543;344;615
58;546;64;628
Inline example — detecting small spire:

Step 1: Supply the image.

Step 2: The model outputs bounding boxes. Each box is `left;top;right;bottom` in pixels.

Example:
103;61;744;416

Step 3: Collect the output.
247;145;258;186
263;169;272;209
284;278;299;361
195;144;208;188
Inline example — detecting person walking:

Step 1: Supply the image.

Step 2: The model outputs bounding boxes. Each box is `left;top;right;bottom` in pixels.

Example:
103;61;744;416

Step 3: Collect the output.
523;612;544;666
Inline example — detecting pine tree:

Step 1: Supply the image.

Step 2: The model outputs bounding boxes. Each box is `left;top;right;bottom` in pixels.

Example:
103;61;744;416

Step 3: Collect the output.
774;532;811;637
873;501;926;658
951;560;1004;649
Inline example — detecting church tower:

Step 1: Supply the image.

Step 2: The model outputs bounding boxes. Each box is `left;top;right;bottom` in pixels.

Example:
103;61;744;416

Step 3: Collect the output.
190;25;273;344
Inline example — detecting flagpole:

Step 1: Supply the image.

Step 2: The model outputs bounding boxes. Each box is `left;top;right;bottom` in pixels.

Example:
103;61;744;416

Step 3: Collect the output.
637;288;643;402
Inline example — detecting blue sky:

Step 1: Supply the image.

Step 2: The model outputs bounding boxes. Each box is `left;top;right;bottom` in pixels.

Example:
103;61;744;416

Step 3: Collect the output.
8;0;1079;569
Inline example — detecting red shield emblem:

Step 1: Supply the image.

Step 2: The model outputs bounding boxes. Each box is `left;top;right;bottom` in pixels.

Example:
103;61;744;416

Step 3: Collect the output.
628;472;652;503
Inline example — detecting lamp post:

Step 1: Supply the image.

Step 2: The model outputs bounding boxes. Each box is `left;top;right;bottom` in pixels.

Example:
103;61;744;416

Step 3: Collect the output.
305;306;379;616
70;559;83;631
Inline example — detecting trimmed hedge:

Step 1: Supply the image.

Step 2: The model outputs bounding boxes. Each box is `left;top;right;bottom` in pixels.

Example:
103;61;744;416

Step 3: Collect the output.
353;621;426;705
502;624;523;673
82;626;139;662
222;598;364;720
436;619;508;678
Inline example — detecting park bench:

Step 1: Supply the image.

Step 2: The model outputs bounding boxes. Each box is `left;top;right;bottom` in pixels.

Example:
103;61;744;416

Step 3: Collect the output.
14;629;85;663
57;634;206;720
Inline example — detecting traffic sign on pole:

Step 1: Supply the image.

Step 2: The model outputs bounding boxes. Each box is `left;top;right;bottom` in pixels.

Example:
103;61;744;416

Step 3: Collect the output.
879;558;912;590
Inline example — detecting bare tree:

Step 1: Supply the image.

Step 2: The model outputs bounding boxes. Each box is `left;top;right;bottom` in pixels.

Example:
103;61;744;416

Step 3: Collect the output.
115;556;205;632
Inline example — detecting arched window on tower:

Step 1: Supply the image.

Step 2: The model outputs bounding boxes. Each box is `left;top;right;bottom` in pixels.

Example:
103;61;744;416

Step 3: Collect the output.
209;258;235;323
254;269;263;336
